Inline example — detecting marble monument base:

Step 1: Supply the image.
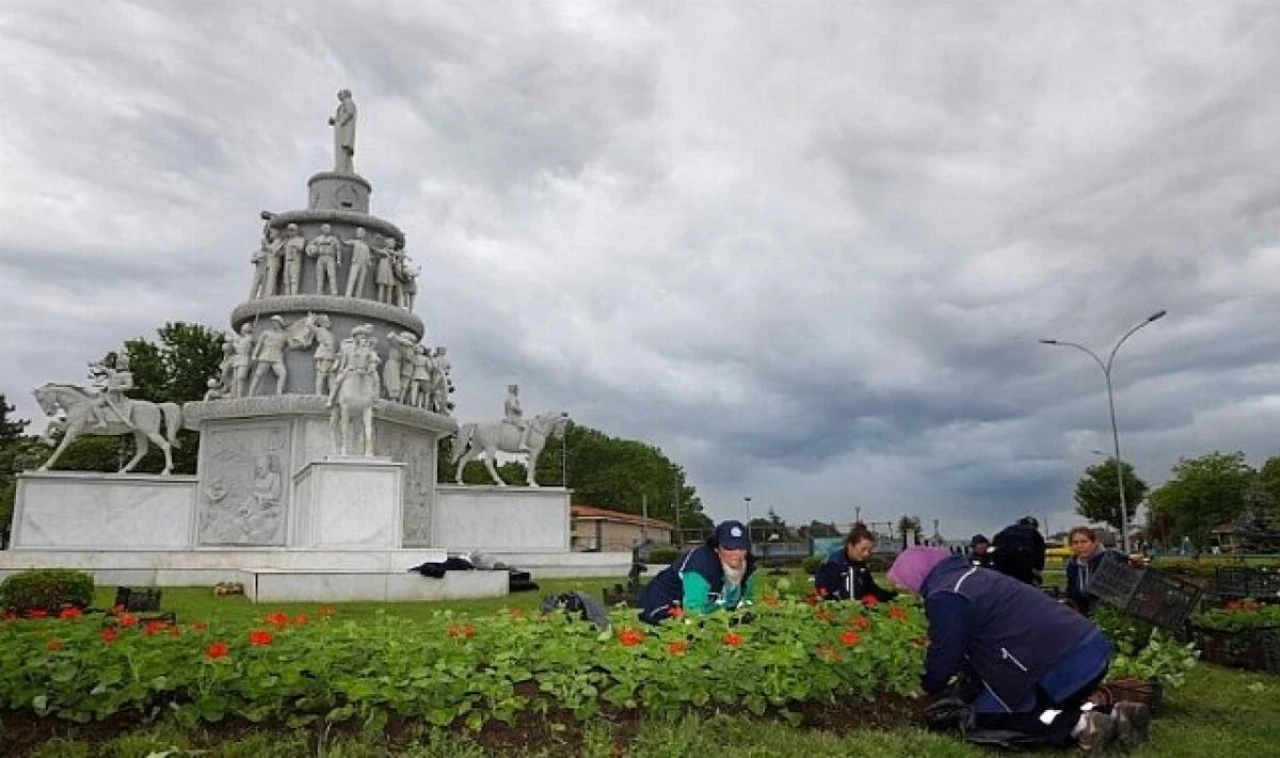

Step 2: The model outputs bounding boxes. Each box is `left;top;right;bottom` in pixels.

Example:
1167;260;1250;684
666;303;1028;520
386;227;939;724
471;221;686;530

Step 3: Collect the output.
292;457;403;548
433;485;570;552
11;472;197;550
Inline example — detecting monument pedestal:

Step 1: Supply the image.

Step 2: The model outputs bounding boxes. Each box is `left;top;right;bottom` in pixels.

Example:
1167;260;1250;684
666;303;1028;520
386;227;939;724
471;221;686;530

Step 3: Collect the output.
293;457;403;548
433;485;570;552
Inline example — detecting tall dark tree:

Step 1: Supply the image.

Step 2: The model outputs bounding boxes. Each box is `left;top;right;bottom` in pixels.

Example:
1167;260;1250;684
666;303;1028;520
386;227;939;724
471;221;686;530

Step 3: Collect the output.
0;394;45;546
1150;451;1255;548
0;395;26;443
1074;458;1149;531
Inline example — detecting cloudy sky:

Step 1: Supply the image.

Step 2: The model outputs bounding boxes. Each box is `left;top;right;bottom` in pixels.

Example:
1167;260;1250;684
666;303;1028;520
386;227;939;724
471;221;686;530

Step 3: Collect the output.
3;1;1280;539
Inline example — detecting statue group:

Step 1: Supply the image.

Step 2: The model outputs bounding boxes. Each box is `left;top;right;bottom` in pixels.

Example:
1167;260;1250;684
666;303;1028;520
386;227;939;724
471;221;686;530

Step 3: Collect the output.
248;223;418;308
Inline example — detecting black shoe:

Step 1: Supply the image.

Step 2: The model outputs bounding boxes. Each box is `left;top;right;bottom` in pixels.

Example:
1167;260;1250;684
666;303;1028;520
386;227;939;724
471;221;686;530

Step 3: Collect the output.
1112;702;1152;749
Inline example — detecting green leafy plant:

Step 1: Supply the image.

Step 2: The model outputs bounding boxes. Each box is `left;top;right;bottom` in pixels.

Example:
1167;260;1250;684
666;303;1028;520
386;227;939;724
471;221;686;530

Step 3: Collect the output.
1108;630;1199;689
0;596;928;729
0;569;94;614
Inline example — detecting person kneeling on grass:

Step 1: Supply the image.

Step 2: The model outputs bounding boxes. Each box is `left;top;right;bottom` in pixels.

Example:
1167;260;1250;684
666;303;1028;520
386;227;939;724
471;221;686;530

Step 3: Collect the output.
637;520;757;624
813;524;896;602
887;546;1151;754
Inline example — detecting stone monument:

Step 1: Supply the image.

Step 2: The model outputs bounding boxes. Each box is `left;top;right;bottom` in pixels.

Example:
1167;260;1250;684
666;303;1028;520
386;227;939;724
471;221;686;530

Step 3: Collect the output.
1;91;631;601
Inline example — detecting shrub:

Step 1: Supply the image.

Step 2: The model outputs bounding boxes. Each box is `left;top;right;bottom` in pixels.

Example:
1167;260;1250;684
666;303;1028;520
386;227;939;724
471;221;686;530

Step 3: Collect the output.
801;554;825;575
0;569;94;614
646;548;680;565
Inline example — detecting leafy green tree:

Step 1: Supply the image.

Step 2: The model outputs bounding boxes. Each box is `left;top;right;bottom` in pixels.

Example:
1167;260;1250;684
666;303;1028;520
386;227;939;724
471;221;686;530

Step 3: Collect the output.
0;394;26;443
1150;451;1256;547
1073;458;1149;531
897;515;922;548
0;395;48;546
1252;455;1280;530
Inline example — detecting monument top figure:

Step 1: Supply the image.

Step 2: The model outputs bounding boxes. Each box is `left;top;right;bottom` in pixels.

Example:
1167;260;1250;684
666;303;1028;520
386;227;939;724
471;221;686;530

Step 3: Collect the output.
328;88;357;174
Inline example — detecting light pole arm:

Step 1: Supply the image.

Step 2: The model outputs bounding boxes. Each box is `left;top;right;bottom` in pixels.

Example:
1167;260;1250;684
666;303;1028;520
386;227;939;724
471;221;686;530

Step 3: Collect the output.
1107;318;1155;373
1046;341;1108;378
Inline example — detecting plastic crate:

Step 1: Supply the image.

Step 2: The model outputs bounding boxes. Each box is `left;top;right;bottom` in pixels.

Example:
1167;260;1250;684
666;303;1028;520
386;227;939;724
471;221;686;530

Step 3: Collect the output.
1212;566;1280;600
1124;569;1203;632
1190;624;1280;672
1088;551;1144;609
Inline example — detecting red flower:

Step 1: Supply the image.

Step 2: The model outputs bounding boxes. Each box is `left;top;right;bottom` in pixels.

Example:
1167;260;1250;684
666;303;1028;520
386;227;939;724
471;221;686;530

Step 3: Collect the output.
59;607;83;620
446;624;477;639
803;596;819;607
816;644;842;662
1;611;17;622
206;641;230;659
1225;599;1241;610
668;640;689;656
45;638;65;651
119;614;138;628
762;595;780;608
293;614;309;627
670;606;686;620
816;587;829;597
617;627;646;647
913;636;930;650
722;632;744;648
850;615;870;630
112;604;126;615
509;609;525;618
861;595;879;608
143;620;168;637
190;621;209;632
248;629;274;647
169;626;182;638
26;609;48;619
889;606;909;622
317;605;337;617
101;628;119;644
815;609;835;622
840;630;861;647
264;612;289;629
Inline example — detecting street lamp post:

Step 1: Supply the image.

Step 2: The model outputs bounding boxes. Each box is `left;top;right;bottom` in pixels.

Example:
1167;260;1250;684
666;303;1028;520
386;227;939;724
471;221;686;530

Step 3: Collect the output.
743;496;752;540
1040;310;1166;555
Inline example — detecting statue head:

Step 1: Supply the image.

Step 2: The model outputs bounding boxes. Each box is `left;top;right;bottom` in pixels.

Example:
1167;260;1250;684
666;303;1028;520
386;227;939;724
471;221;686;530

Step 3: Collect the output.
206;378;219;389
508;384;519;395
115;353;130;370
314;314;331;328
355;227;366;238
337;88;352;102
286;223;299;233
320;223;332;234
240;323;253;336
270;315;286;328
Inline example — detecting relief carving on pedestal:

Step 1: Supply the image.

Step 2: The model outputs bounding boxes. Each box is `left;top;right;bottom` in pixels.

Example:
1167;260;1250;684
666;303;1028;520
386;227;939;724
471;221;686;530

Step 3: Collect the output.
375;423;434;545
197;426;289;546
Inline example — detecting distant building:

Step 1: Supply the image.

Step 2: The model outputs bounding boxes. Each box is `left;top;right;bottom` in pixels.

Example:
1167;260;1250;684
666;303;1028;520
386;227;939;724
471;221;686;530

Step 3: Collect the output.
571;505;674;552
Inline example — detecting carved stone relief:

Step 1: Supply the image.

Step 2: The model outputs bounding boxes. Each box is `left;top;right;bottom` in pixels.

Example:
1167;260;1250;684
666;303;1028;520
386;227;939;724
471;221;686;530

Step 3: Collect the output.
374;422;435;546
197;424;290;546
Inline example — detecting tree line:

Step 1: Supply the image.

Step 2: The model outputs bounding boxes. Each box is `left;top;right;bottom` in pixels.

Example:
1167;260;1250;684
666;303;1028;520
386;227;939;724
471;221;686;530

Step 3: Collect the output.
1074;451;1280;549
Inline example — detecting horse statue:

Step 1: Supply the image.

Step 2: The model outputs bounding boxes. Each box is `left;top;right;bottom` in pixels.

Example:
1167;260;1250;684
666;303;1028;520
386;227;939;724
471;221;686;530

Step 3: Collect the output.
329;357;380;456
451;411;571;487
33;383;184;475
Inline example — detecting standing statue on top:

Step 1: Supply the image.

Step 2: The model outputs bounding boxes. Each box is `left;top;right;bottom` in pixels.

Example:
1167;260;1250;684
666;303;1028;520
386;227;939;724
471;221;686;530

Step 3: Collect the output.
328;89;357;174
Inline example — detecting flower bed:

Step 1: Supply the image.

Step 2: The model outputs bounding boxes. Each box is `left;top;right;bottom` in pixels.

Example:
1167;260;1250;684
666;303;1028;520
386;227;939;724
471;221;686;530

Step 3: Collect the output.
1190;600;1280;673
0;597;928;729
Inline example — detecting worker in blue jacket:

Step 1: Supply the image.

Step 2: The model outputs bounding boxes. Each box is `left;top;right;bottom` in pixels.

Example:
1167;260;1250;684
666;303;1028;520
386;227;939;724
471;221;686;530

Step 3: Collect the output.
888;547;1151;753
813;524;896;602
638;520;757;624
1065;526;1123;616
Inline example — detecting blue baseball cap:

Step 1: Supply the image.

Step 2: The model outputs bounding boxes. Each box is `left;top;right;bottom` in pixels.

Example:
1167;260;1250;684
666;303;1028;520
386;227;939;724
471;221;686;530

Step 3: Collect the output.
714;520;751;551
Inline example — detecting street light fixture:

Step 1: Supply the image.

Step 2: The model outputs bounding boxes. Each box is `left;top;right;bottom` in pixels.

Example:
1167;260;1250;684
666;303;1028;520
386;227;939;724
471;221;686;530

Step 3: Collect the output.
1040;309;1165;555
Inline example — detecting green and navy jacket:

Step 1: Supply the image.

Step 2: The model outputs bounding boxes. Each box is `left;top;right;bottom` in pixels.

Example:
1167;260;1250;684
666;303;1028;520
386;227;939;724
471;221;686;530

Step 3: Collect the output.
638;545;758;624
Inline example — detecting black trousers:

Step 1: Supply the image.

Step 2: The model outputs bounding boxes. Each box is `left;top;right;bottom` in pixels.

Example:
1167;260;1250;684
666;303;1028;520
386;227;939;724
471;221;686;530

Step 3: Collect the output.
972;670;1108;748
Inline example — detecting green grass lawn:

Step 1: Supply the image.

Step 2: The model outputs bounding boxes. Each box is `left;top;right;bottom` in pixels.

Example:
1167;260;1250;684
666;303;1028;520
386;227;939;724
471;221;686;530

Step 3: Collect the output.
9;574;1278;756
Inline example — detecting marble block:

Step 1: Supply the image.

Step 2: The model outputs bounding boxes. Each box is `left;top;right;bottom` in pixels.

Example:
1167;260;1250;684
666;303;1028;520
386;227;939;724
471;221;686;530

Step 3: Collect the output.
292;457;404;548
11;472;197;550
433;485;570;552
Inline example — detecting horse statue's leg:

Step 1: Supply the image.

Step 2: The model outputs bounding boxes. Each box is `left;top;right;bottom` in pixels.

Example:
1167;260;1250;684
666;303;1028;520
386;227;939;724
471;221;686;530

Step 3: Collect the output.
120;429;149;473
37;420;79;472
526;439;541;487
482;442;506;487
